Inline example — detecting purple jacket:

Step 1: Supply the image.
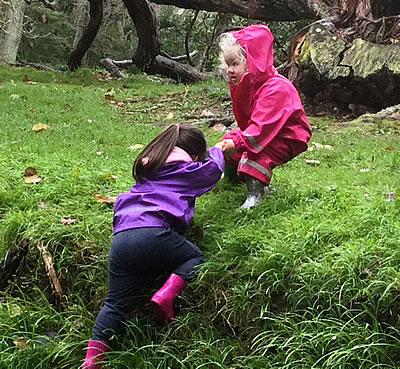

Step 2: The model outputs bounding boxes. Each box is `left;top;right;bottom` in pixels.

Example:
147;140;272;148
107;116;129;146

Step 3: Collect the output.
113;147;225;235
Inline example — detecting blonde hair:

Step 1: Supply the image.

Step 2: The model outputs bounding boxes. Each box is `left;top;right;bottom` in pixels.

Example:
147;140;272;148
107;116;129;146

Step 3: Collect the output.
218;32;247;71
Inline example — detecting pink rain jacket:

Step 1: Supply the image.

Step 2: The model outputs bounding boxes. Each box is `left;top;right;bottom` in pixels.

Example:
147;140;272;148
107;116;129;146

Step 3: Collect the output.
222;24;312;184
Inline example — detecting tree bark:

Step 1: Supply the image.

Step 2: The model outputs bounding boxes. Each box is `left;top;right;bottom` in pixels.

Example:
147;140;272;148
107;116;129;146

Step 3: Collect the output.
121;0;160;70
150;0;323;21
67;0;103;71
0;0;26;64
72;0;90;65
287;14;400;115
147;55;206;83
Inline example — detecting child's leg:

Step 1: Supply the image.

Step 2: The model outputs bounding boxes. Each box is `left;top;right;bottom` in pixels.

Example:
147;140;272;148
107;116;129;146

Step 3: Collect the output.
91;261;144;341
84;231;146;368
241;174;269;209
224;164;241;184
237;137;300;208
148;227;203;321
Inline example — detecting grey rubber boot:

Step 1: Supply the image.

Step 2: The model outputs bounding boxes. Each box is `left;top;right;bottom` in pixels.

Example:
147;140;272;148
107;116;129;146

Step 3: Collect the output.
241;175;268;209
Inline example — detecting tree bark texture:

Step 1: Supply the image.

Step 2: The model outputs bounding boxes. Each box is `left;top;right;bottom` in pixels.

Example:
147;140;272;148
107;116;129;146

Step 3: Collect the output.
72;0;90;65
147;55;206;83
121;0;160;70
0;0;26;64
150;0;323;21
67;0;103;71
287;18;400;114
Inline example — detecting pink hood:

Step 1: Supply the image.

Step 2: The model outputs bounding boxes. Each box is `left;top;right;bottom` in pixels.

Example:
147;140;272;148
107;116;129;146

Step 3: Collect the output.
232;24;277;83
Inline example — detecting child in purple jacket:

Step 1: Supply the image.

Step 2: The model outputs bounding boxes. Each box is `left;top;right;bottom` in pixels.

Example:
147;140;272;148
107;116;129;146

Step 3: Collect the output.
83;124;225;369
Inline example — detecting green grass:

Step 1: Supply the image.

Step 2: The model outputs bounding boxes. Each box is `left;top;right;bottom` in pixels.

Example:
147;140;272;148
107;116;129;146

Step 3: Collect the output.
0;65;400;368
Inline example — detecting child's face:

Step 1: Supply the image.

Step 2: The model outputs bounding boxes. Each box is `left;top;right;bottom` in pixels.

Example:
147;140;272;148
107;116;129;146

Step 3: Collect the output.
224;50;248;86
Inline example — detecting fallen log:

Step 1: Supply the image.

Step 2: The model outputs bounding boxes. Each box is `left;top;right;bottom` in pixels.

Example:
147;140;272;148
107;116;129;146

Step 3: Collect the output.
99;58;127;79
99;50;202;81
8;60;59;72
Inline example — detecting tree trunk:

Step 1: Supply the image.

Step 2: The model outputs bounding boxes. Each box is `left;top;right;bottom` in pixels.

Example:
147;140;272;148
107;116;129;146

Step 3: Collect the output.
150;0;324;21
72;0;90;65
67;0;103;71
147;55;206;83
121;0;160;70
284;8;400;115
0;0;26;64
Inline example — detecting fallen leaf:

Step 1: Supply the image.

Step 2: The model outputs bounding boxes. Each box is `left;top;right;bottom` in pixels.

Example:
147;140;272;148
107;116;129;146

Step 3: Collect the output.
129;144;144;150
96;151;104;156
41;13;47;23
99;174;117;182
23;75;32;84
73;168;80;177
61;217;78;225
166;112;174;120
13;337;29;350
109;100;125;107
32;123;49;132
93;193;116;204
385;192;395;202
24;167;37;176
104;94;115;101
385;145;395;151
23;167;42;184
38;199;47;209
63;104;72;112
309;142;333;151
359;268;371;277
305;159;321;166
375;253;381;268
8;304;22;317
73;319;84;329
29;108;36;113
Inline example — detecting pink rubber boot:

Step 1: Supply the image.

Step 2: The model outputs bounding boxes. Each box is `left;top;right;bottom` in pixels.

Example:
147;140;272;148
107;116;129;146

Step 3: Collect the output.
82;339;108;369
150;273;187;322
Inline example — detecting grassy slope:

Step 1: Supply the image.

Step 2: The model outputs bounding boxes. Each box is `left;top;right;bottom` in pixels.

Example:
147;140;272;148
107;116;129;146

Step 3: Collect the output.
0;66;399;368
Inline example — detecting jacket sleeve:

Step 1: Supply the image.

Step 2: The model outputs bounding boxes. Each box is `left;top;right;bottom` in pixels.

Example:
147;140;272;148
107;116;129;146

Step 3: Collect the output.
179;147;225;197
225;79;299;154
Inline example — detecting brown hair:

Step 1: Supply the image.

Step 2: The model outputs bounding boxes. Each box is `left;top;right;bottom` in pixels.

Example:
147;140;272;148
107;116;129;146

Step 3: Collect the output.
133;124;208;181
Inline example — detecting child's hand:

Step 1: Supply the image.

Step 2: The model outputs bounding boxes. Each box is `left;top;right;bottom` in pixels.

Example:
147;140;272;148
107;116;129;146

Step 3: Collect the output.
214;139;236;159
220;139;236;158
214;141;225;150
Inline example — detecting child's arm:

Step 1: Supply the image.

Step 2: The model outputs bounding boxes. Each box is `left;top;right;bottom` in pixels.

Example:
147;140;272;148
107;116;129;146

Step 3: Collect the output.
179;146;225;197
217;139;236;159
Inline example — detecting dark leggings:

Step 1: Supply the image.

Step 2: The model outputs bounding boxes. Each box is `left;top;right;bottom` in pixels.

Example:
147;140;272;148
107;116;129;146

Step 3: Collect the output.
91;227;203;341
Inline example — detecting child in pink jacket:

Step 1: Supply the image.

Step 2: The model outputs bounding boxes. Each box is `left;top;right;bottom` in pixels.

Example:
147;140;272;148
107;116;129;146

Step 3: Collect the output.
219;24;312;208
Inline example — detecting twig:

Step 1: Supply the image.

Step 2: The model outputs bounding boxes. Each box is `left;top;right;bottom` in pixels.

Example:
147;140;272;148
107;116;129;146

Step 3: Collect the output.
37;242;63;298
